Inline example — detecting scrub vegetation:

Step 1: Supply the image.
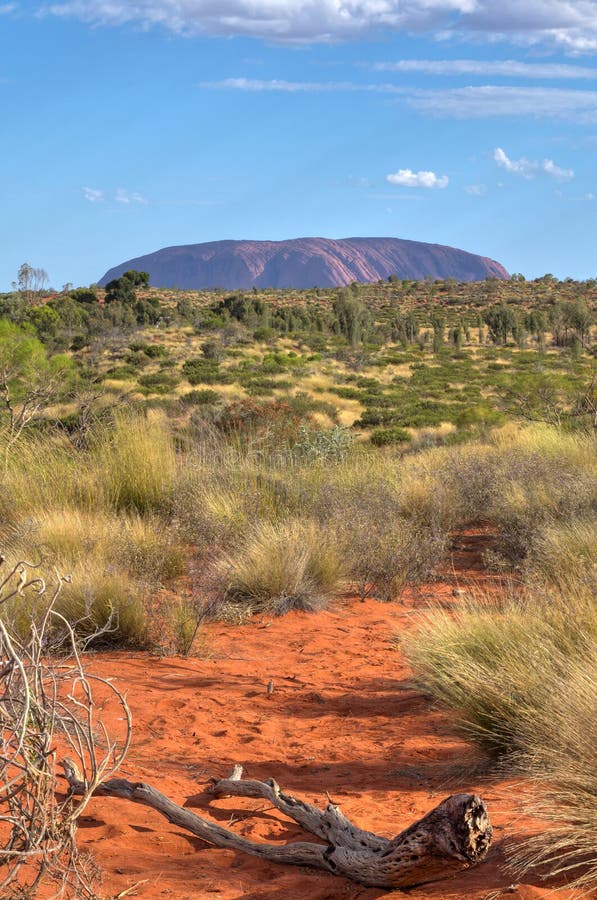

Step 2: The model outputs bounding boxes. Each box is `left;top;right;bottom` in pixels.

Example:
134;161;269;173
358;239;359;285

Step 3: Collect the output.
0;269;595;892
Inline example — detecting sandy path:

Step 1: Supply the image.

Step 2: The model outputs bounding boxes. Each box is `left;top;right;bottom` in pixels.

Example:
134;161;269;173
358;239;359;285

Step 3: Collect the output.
71;554;578;900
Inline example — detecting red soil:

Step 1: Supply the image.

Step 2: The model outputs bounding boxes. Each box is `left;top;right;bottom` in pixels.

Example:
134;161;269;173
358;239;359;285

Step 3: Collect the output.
62;534;578;900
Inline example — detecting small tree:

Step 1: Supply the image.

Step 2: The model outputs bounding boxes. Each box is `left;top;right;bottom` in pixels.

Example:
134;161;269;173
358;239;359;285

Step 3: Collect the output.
0;321;73;466
484;303;515;345
15;262;49;305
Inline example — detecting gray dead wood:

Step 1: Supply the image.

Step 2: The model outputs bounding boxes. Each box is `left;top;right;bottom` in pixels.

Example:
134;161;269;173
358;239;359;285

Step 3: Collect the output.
61;760;492;889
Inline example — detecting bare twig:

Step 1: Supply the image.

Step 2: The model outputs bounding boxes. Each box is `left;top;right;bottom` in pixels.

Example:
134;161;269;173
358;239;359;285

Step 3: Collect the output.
0;561;131;897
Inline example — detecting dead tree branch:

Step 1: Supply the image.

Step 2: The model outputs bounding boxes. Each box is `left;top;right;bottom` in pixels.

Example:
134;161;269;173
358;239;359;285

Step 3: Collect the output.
62;763;492;890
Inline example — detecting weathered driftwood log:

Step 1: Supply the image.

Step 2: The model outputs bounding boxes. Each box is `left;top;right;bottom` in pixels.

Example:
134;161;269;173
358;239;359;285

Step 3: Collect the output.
61;760;492;889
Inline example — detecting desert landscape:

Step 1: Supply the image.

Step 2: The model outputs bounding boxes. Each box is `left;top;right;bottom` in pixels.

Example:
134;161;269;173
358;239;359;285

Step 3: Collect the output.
1;271;595;898
1;3;596;897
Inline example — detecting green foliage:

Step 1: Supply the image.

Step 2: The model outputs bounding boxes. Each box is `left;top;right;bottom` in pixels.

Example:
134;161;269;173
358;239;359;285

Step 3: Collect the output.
104;277;136;305
182;357;225;385
370;426;412;446
484;303;516;344
181;388;220;405
332;290;371;346
0;321;74;459
68;287;98;304
26;304;61;341
104;270;151;308
137;372;180;394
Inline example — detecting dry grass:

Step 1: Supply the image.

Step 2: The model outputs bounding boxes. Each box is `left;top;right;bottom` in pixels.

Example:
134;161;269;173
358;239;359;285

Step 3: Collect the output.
212;519;344;614
93;410;177;513
527;517;597;594
401;580;596;892
401;585;596;755
509;648;597;894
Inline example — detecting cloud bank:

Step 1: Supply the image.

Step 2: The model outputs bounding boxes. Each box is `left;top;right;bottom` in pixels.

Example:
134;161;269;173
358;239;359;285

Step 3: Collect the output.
43;1;597;51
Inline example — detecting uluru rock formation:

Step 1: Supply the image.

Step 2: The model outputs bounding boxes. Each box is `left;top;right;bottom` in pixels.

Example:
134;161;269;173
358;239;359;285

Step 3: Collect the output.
98;237;510;290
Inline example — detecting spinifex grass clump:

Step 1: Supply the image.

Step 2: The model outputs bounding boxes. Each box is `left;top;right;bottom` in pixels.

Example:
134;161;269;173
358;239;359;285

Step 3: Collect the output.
2;508;185;646
509;649;597;894
94;410;177;513
485;426;597;565
526;517;597;594
213;519;344;615
401;586;596;755
401;582;596;892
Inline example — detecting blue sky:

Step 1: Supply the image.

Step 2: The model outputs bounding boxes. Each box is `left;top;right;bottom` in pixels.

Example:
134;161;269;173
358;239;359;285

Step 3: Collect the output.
1;1;596;289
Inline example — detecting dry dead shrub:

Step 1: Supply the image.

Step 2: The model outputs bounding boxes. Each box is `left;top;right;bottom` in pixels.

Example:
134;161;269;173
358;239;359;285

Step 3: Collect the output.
328;480;450;601
0;559;130;897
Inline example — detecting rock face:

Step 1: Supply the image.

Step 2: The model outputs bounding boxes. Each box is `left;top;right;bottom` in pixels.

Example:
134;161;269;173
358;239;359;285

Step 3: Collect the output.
98;237;510;289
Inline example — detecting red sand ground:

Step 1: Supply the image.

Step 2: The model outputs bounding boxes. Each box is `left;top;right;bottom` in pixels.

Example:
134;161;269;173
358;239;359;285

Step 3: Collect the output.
69;534;578;900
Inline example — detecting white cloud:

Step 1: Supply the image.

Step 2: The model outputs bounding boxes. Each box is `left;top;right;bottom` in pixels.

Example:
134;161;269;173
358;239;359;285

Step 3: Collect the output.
203;79;597;123
494;147;574;179
407;86;597;121
493;147;536;177
82;187;148;204
0;4;16;13
40;1;597;52
82;187;104;202
115;188;147;204
201;77;352;92
387;168;449;188
465;183;487;195
542;158;575;178
374;59;597;79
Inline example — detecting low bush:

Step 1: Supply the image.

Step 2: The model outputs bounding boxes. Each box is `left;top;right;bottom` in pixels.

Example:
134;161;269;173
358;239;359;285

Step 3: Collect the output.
137;372;179;394
328;479;450;601
182;357;226;385
181;388;220;405
370;426;411;446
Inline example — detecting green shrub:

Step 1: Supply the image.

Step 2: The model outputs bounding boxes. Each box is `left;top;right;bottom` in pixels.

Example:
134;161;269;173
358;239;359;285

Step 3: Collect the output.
181;389;220;406
105;364;137;380
370;426;411;446
144;343;168;358
182;358;224;385
137;372;179;394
